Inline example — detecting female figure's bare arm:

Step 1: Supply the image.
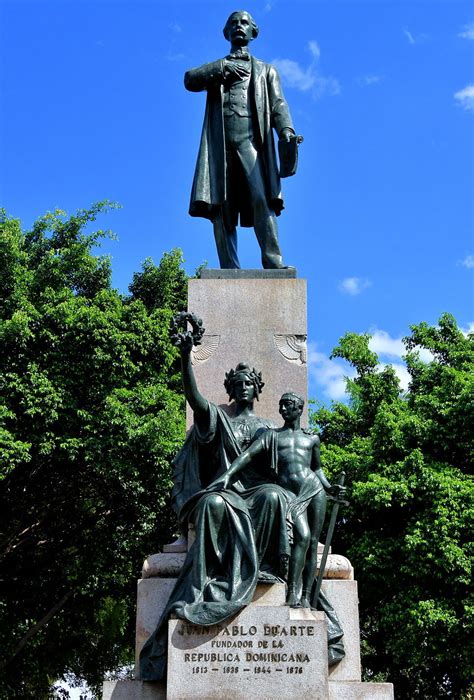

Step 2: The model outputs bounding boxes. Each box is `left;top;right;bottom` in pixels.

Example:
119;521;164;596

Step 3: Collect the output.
171;313;209;431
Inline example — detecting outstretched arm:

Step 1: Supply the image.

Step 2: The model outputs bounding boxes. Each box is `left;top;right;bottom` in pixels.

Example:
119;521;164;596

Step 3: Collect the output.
184;60;225;92
185;59;251;92
180;344;209;419
170;313;209;428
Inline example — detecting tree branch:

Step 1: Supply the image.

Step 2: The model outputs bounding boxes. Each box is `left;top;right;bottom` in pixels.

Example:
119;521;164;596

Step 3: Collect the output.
0;590;73;669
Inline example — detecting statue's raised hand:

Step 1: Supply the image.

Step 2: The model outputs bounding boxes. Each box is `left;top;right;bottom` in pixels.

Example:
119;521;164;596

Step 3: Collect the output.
170;312;205;354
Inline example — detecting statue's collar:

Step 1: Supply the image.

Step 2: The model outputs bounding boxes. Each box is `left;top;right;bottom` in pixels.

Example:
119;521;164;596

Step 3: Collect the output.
227;49;251;61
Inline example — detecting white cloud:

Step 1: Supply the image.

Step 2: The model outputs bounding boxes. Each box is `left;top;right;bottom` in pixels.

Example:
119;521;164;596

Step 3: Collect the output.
369;330;405;357
461;254;474;268
272;40;340;99
402;28;429;45
369;329;432;392
264;2;272;12
461;321;474;336
358;74;383;86
308;345;355;400
165;21;184;61
386;362;411;392
273;58;316;91
416;347;434;363
454;84;474;111
308;40;320;59
458;22;474;40
369;328;433;364
338;277;371;296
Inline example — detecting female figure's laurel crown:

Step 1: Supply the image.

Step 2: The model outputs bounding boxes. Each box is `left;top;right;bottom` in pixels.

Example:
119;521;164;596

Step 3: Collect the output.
224;362;265;401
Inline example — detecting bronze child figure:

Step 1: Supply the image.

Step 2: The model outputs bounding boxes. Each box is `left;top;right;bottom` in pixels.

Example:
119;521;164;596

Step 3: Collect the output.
209;391;346;608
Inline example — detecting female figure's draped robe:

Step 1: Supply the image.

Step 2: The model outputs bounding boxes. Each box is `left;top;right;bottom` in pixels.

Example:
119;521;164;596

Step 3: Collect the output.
139;404;291;680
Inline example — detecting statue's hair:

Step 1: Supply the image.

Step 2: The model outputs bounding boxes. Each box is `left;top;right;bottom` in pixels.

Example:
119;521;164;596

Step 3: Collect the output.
224;362;264;402
280;392;305;410
223;10;259;41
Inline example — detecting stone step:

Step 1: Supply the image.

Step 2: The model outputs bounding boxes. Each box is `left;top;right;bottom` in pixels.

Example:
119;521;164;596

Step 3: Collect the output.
103;679;394;699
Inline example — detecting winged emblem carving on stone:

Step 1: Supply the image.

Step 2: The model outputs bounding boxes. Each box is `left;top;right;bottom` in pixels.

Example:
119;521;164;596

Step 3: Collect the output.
190;335;221;365
273;334;308;365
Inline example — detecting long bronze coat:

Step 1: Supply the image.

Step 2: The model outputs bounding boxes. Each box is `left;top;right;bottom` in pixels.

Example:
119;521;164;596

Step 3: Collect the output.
184;56;294;227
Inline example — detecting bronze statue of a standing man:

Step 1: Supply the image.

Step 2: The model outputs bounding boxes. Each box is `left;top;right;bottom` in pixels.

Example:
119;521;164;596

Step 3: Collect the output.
185;10;297;270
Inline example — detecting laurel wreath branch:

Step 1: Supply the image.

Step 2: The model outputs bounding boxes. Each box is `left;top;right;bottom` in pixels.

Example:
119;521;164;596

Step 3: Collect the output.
170;311;205;349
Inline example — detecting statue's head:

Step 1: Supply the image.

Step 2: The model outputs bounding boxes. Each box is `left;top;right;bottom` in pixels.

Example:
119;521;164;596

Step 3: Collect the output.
224;362;264;403
223;10;259;44
279;391;305;417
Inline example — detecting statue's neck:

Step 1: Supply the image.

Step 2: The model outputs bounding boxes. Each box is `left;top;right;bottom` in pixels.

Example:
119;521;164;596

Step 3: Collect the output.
229;43;251;58
283;418;301;432
233;402;254;418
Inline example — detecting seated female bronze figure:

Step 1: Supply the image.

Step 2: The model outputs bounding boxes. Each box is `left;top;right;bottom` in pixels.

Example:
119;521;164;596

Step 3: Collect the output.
140;314;292;680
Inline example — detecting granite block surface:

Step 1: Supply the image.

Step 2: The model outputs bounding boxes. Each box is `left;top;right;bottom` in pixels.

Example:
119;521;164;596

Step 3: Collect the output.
167;605;328;699
187;277;307;427
135;578;177;676
324;580;362;682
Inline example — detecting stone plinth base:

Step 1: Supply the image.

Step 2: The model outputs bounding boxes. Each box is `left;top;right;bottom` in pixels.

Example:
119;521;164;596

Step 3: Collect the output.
200;269;297;279
103;678;394;699
134;580;362;683
125;580;393;700
135;578;177;673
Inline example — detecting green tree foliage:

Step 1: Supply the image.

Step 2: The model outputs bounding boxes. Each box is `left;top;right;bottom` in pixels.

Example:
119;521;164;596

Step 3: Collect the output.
0;204;188;698
311;314;473;698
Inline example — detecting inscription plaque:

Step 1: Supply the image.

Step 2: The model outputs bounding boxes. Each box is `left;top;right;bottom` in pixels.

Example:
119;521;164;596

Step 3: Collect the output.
167;605;329;699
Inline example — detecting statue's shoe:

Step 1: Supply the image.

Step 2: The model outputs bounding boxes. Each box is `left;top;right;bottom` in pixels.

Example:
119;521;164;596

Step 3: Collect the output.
263;263;296;270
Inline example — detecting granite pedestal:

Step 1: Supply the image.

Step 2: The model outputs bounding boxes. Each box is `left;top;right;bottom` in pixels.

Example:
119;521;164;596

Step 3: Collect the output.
187;270;307;427
105;577;393;699
102;270;394;699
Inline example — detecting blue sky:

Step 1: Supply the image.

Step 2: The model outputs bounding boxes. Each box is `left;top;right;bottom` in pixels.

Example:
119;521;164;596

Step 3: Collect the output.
1;0;473;403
